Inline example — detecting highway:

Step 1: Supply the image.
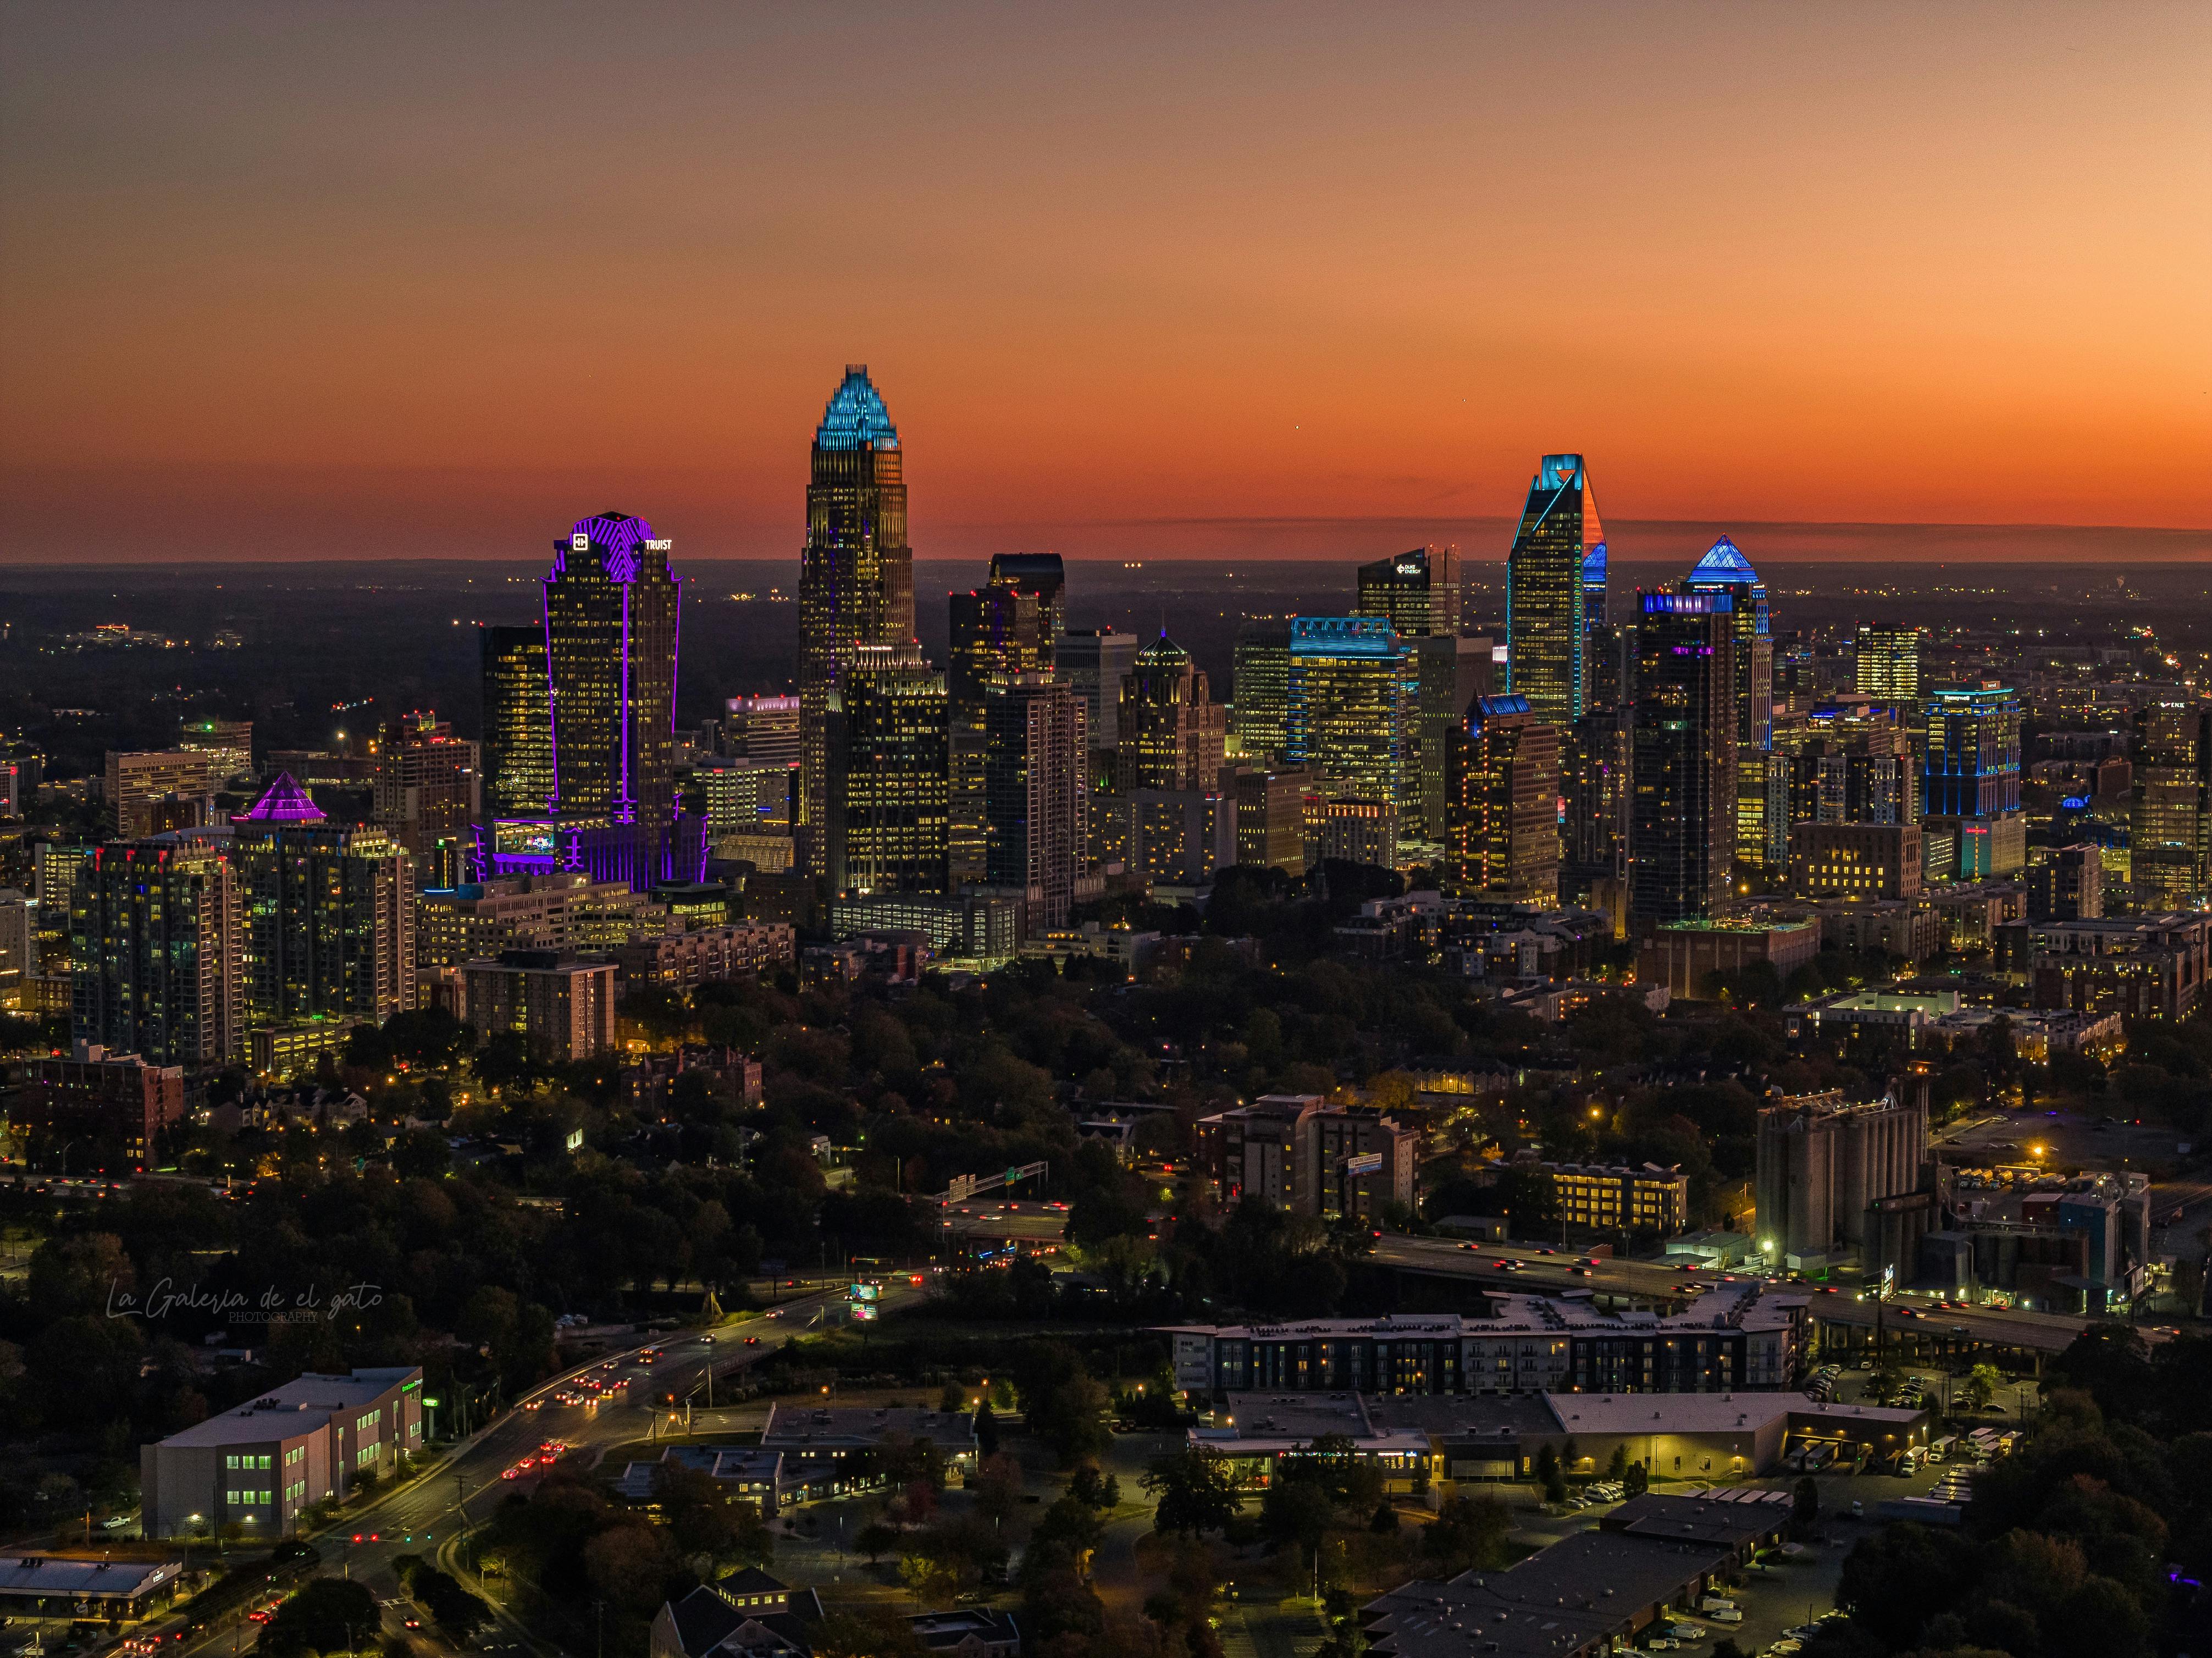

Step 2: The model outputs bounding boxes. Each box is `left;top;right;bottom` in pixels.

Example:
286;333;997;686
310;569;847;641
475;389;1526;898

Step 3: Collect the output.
152;1281;909;1658
1365;1234;2111;1357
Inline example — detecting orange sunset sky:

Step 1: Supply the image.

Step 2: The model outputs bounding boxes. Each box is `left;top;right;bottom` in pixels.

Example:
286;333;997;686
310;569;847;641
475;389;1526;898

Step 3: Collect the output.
2;2;2207;565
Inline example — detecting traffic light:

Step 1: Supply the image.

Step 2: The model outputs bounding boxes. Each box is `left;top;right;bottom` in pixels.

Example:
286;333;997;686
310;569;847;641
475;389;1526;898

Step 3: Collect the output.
351;1534;362;1544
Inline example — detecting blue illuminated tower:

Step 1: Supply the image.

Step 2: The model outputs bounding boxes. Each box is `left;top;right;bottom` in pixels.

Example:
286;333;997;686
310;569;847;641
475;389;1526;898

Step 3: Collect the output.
1679;536;1772;751
798;367;915;874
1924;687;2021;819
1506;455;1603;726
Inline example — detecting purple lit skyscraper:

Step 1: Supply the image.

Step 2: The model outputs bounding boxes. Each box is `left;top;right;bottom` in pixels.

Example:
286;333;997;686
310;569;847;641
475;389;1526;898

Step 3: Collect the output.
544;511;682;890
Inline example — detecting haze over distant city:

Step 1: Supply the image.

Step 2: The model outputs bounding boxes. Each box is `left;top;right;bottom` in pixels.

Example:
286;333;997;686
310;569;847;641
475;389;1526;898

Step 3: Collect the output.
3;2;2207;565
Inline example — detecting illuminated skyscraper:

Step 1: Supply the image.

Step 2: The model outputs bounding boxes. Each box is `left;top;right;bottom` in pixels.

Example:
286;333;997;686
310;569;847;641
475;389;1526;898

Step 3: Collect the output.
2130;702;2209;907
983;675;1084;931
798;367;915;873
1854;624;1922;704
1581;540;1610;632
544;511;681;889
480;623;553;822
1356;546;1462;639
373;711;480;889
1407;634;1494;841
1680;537;1773;753
949;583;1050;886
1285;618;1414;813
1562;705;1631;903
1444;693;1560;905
1630;593;1737;927
722;695;803;766
1116;634;1225;793
1232;621;1293;763
1060;628;1140;754
826;646;950;896
987;554;1066;645
1506;455;1603;726
71;841;240;1067
1923;687;2021;819
232;775;416;1031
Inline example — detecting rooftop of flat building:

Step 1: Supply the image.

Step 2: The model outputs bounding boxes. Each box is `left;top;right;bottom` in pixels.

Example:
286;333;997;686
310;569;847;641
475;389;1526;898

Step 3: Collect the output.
156;1367;418;1447
760;1405;974;1449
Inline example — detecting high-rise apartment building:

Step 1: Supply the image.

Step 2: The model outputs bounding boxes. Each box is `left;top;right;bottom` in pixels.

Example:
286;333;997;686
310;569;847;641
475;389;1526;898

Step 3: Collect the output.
1059;628;1140;755
1444;693;1560;905
179;719;253;785
1229;766;1313;875
372;711;480;889
479;623;553;822
1284;617;1413;811
1231;621;1293;762
231;776;415;1032
71;841;241;1066
1853;624;1922;704
949;584;1050;887
1562;706;1632;904
1629;593;1737;929
1408;634;1494;842
798;367;915;873
2031;844;2104;922
1506;455;1603;726
2129;703;2209;908
544;511;681;889
825;646;950;896
1355;546;1462;639
1116;635;1225;793
104;751;216;839
982;675;1083;932
1924;686;2022;819
1789;701;1917;827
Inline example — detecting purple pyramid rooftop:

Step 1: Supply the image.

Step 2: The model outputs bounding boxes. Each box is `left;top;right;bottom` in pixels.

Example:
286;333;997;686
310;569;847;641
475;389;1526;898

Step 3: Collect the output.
234;772;327;825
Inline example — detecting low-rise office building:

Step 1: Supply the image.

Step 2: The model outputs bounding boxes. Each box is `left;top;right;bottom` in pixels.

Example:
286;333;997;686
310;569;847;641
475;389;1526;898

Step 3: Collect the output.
1636;918;1819;1000
1165;1287;1809;1399
1361;1493;1811;1658
141;1366;423;1539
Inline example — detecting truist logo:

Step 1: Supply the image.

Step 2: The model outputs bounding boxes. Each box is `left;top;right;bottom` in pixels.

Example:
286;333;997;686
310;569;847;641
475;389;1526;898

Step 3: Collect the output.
645;539;673;550
572;533;590;552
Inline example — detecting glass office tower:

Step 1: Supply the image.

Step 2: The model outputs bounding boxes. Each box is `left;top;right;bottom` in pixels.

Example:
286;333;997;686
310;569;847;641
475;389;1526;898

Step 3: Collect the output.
1630;593;1738;927
798;366;915;873
1506;455;1603;727
1285;617;1414;811
1356;545;1462;639
479;623;552;822
1923;686;2021;818
826;646;950;896
544;510;680;890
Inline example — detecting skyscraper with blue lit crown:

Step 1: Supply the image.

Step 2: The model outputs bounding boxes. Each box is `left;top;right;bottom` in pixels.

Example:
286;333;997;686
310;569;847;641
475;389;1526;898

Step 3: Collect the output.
799;366;916;874
1507;455;1603;726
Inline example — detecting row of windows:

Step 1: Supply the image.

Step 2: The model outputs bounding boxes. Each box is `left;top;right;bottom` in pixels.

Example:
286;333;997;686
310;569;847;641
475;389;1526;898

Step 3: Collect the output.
225;1489;270;1506
225;1453;272;1471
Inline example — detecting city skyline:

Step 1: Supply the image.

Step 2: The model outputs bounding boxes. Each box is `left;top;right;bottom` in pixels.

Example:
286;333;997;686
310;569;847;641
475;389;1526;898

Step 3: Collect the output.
3;4;2208;565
